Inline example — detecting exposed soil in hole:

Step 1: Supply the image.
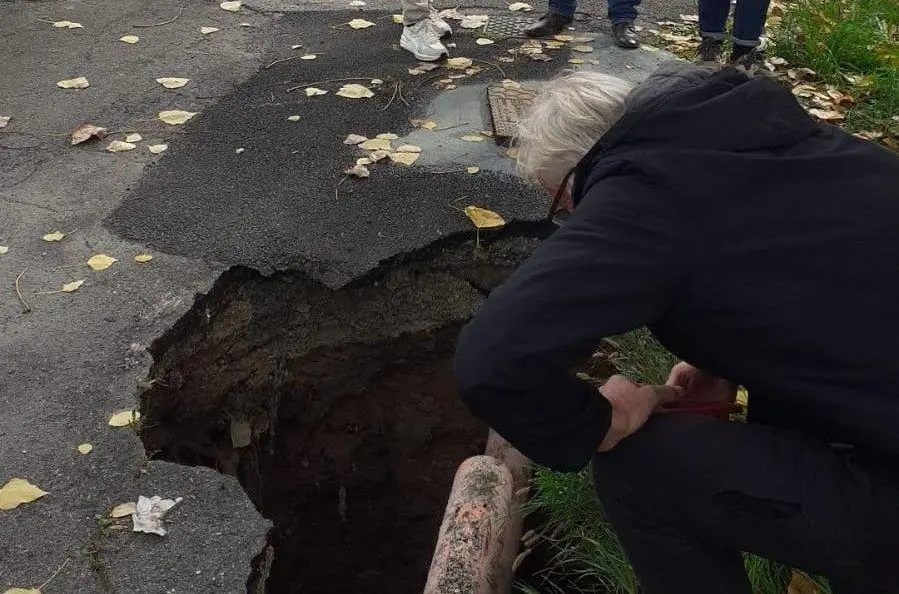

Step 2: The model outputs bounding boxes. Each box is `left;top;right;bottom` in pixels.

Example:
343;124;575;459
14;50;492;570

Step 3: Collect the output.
138;233;541;593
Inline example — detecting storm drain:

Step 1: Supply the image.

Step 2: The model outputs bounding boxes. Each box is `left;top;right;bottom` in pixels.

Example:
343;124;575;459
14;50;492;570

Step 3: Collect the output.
487;83;540;142
137;233;540;593
482;14;535;39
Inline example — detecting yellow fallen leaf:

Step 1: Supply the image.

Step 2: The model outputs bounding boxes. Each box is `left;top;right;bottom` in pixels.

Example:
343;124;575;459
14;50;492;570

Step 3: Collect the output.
134;254;153;263
220;1;242;11
305;87;328;96
421;120;438;130
336;84;374;99
464;206;505;229
396;144;421;153
124;133;142;143
641;44;660;52
345;164;370;178
70;123;108;145
42;231;65;242
77;443;93;455
389;151;420;165
291;44;303;49
3;588;41;594
359;138;391;151
108;409;140;427
53;20;84;29
87;254;117;271
349;0;366;5
509;2;533;11
460;134;485;142
0;116;9;128
235;147;245;154
568;58;585;64
61;280;85;293
286;115;301;122
808;108;845;122
356;157;372;165
554;34;574;41
199;26;219;34
476;38;495;45
371;78;383;85
57;77;90;89
446;57;473;69
348;18;375;29
158;110;196;125
110;501;137;518
376;133;399;140
300;54;317;60
736;387;749;407
467;166;480;174
544;41;565;49
343;133;368;145
106;140;136;152
119;35;139;44
0;246;8;255
156;77;189;89
0;478;48;510
392;14;404;24
147;144;168;154
572;45;594;53
368;149;390;162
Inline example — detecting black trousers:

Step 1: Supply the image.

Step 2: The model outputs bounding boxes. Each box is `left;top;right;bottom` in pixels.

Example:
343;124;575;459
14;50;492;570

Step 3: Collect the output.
591;415;899;594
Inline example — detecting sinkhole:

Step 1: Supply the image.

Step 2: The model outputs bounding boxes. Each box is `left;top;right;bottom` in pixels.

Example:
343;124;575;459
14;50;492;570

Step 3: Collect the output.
137;231;542;593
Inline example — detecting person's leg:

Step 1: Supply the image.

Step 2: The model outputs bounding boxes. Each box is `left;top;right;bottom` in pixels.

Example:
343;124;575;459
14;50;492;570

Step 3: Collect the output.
401;0;430;25
525;0;575;37
592;415;899;594
607;0;641;48
730;0;773;62
696;0;731;61
400;0;447;61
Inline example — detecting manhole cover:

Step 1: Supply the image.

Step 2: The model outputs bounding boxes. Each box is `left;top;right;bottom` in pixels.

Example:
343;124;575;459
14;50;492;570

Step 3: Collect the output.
482;14;535;39
487;84;539;141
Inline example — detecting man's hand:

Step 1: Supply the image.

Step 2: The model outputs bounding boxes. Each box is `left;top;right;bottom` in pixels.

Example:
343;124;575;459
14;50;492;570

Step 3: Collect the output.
666;362;737;403
598;375;683;452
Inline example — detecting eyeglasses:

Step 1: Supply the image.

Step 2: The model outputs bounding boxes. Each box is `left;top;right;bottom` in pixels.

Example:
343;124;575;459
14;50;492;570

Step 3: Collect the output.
545;166;577;227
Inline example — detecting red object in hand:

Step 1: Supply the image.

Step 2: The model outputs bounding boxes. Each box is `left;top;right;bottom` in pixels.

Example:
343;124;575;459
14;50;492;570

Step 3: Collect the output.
656;400;742;419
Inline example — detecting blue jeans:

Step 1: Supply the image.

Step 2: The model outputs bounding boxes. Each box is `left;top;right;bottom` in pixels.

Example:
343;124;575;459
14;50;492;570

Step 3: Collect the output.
699;0;772;46
548;0;640;24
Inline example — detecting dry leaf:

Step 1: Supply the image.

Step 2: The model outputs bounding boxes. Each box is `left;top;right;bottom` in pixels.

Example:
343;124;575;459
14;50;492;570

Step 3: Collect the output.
70;123;108;145
305;87;328;96
240;22;252;26
336;84;374;99
348;18;376;29
544;41;565;49
498;56;515;63
501;79;521;89
396;144;421;153
641;44;661;52
53;20;84;29
286;115;301;122
4;588;41;594
199;26;219;34
808;108;845;122
0;115;9;128
389;151;420;165
446;57;473;69
0;246;8;255
554;34;574;41
343;134;368;145
460;15;489;28
376;133;399;140
87;254;117;271
156;77;189;89
476;38;495;45
568;58;585;64
349;0;366;5
77;443;93;455
42;231;65;242
369;149;390;162
133;495;183;536
392;14;404;24
371;78;384;85
464;206;505;229
421;120;438;130
345;164;371;178
467;166;480;174
509;2;533;11
359;138;391;151
61;279;85;293
110;501;137;518
460;134;485;142
147;144;168;154
57;77;90;89
300;54;317;60
158;110;196;125
134;254;153;263
787;571;819;594
291;44;303;49
235;147;245;154
119;35;139;44
106;140;136;152
124;133;142;143
572;45;594;53
108;409;140;427
220;1;242;11
0;479;48;510
356;157;372;165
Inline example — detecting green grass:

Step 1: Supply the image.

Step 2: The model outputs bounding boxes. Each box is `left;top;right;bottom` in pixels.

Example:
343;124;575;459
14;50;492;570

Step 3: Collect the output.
516;329;832;594
771;0;899;133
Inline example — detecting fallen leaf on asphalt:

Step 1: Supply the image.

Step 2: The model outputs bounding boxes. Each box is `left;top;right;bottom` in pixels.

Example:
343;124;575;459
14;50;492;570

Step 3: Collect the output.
106;140;136;152
808;108;845;122
464;206;505;228
572;45;594;53
345;164;370;178
119;35;139;44
389;151;420;165
350;0;366;5
199;26;219;34
554;34;574;41
343;133;368;145
61;280;84;293
52;20;84;29
476;38;495;45
421;120;438;130
348;18;376;29
134;254;153;263
467;166;480;174
0;116;9;128
369;149;390;161
0;478;48;510
220;1;242;11
371;78;384;85
336;84;374;98
87;254;117;271
356;157;372;165
156;77;189;89
240;22;251;26
509;2;534;11
305;87;328;96
235;147;245;154
133;495;183;536
0;246;8;255
359;137;391;151
501;79;521;89
287;115;301;121
461;134;485;142
77;443;93;455
300;54;317;60
147;144;168;154
57;77;90;89
446;57;473;69
641;44;660;52
396;144;421;153
108;409;140;427
498;56;515;63
110;501;137;518
291;44;303;49
42;231;65;242
460;15;489;28
70;123;108;145
531;53;552;62
544;40;565;49
392;14;404;24
568;58;585;64
3;588;41;594
124;133;142;143
158;110;196;125
376;132;399;140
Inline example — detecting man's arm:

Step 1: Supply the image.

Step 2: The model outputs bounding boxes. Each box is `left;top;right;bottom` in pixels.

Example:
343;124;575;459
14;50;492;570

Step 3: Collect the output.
454;176;687;471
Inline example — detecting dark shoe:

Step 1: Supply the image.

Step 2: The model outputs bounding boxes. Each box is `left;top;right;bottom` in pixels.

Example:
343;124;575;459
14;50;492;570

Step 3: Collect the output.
730;45;764;67
611;22;639;49
525;12;573;38
695;36;724;65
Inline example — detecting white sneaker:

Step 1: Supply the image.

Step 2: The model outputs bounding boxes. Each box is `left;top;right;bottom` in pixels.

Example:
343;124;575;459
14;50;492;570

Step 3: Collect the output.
430;12;452;37
400;20;448;62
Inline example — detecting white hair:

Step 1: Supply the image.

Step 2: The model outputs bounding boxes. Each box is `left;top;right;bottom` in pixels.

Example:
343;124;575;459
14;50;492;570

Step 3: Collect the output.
516;70;635;191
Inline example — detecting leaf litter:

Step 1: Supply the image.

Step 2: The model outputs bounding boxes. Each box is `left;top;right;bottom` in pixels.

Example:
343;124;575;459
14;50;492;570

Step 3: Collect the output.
158;110;196;125
464;206;505;229
108;409;140;427
119;35;139;44
348;18;376;29
61;280;85;293
106;140;136;152
51;20;84;29
0;479;48;510
57;77;89;89
87;254;117;270
336;84;374;99
42;231;65;242
134;254;154;263
70;123;107;145
133;495;183;536
77;443;93;454
156;77;189;89
124;133;142;142
147;144;168;154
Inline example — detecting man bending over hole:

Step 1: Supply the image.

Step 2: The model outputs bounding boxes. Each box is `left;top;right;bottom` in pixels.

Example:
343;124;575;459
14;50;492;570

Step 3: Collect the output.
454;61;899;593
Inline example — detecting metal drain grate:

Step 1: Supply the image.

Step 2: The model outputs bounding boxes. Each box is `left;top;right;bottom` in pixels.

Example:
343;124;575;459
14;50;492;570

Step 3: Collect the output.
481;14;535;39
487;84;539;141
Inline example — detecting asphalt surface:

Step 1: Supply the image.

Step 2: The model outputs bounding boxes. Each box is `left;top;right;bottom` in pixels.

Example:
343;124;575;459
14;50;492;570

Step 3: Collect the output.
0;0;692;591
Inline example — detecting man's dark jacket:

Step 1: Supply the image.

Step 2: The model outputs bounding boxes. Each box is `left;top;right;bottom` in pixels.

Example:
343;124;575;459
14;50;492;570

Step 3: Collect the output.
454;62;899;472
